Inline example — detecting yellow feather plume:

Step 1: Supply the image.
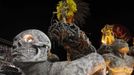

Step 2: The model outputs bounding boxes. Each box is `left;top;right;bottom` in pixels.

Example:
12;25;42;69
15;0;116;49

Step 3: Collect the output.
56;0;77;22
101;24;115;45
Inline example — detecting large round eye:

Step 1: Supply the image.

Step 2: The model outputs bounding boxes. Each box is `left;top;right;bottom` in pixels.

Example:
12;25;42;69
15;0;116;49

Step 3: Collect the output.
23;34;33;42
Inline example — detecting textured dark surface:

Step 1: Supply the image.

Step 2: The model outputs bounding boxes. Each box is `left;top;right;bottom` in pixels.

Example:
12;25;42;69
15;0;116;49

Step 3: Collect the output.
0;60;22;75
48;22;96;61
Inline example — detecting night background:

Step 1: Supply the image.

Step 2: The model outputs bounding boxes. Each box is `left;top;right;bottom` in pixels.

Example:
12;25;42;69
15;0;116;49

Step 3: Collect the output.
0;0;134;49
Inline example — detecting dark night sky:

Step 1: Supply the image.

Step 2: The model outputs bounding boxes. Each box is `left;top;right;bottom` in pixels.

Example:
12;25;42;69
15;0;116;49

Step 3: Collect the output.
0;0;134;48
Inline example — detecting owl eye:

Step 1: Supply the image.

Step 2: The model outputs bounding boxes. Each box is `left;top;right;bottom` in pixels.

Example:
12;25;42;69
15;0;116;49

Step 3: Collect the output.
23;34;33;42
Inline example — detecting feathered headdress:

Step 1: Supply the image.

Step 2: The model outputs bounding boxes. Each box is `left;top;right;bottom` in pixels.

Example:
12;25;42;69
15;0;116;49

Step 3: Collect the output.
56;0;89;26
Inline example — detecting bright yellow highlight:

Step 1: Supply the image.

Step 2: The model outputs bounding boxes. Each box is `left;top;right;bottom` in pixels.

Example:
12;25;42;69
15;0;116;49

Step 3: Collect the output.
101;24;115;45
56;0;77;23
109;67;133;75
105;60;133;75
